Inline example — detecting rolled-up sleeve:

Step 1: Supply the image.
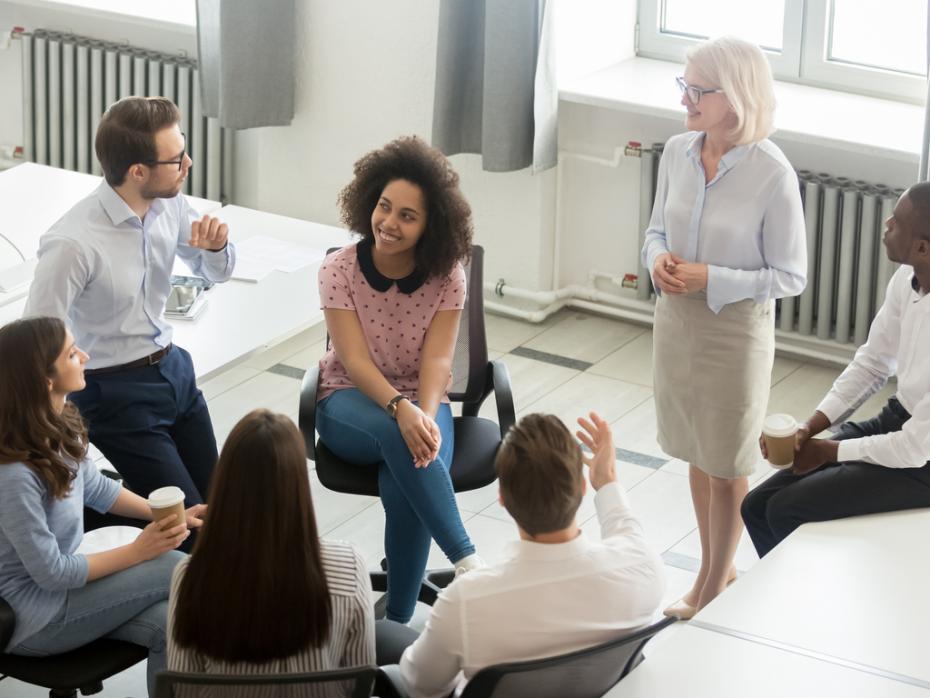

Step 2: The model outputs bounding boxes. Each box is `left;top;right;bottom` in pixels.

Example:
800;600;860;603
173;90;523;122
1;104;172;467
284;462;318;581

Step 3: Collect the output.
706;168;807;312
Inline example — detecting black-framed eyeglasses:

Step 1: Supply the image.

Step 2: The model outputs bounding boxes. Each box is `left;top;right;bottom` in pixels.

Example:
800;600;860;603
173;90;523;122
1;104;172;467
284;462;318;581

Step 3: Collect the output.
676;77;722;105
148;132;187;171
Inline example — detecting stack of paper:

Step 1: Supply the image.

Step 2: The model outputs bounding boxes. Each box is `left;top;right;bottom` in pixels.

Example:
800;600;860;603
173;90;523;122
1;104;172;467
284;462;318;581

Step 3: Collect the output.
232;235;326;283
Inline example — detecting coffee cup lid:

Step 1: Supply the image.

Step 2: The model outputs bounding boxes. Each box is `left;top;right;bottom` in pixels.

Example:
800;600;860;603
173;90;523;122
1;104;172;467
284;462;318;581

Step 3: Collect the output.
763;413;798;438
148;486;185;508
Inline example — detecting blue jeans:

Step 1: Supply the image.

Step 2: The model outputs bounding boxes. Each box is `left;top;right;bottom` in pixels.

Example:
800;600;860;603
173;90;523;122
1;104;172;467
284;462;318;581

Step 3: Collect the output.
316;389;474;622
11;551;185;697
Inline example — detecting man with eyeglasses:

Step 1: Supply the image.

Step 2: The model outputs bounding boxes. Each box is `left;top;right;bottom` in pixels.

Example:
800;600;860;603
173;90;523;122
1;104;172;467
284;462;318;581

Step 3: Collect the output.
25;97;235;542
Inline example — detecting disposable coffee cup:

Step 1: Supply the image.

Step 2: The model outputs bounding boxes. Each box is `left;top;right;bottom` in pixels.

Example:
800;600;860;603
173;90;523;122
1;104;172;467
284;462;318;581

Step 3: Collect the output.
148;486;187;530
762;414;798;469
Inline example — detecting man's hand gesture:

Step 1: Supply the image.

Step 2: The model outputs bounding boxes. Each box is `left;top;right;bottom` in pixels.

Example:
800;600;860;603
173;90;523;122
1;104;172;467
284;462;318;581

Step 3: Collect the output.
576;412;617;491
189;214;229;252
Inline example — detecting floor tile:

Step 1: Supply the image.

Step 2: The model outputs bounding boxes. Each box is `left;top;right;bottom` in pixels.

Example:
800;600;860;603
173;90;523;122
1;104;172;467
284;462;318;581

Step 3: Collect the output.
668;526;760;574
496;353;580;415
325;503;387;567
608;398;669;460
520;371;653;429
309;467;380;534
765;363;842;419
426;512;511;569
207;371;302;447
522;311;645;364
241;324;326;371
281;339;328;374
771;355;803;386
622;471;697;553
484;312;553;353
588;331;654;387
199;365;262;401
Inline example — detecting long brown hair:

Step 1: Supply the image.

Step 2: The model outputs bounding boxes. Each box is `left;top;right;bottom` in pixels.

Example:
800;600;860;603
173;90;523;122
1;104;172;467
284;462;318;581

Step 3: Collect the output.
0;317;88;498
172;409;332;661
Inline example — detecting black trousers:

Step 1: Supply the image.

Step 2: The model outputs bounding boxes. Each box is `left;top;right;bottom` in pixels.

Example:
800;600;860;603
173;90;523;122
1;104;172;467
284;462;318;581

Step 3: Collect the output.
741;397;930;558
72;346;218;542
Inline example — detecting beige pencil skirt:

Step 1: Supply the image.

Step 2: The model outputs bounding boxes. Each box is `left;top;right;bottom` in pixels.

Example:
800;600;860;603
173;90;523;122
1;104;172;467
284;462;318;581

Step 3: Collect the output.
653;292;775;479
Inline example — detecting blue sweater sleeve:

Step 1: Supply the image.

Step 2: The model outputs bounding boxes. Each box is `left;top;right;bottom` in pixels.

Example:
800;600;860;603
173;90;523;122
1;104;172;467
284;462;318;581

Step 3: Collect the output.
0;465;89;591
80;457;122;513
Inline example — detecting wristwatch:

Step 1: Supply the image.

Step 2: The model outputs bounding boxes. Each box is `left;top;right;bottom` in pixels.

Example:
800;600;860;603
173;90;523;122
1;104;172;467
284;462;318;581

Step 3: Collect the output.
385;394;409;419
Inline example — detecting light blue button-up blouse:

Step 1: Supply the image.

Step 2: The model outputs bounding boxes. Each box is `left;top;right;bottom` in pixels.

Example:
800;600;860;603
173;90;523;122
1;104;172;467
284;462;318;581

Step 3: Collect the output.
641;131;807;313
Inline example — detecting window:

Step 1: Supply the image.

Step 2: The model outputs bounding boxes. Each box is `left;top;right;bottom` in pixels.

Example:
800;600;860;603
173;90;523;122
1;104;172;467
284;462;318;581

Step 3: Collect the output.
637;0;927;103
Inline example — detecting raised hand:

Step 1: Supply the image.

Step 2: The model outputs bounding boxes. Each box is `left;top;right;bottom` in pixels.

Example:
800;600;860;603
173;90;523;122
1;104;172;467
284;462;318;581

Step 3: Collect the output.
189;214;229;252
576;411;617;491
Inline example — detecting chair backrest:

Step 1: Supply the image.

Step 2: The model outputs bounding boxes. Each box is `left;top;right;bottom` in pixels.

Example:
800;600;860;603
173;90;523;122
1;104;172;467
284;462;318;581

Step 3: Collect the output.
0;597;14;651
154;666;377;698
320;244;489;405
459;616;677;698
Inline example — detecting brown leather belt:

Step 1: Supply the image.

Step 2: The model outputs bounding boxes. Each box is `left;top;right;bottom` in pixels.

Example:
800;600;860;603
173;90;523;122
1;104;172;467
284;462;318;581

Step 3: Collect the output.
85;344;173;376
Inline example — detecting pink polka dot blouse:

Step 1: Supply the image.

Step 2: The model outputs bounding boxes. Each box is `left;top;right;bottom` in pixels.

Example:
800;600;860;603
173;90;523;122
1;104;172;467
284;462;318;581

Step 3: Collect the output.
316;241;466;404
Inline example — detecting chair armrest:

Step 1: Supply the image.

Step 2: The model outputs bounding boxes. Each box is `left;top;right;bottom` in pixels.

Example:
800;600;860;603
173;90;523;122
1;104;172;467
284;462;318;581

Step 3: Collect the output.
299;365;321;461
490;359;515;437
377;665;410;698
0;596;15;651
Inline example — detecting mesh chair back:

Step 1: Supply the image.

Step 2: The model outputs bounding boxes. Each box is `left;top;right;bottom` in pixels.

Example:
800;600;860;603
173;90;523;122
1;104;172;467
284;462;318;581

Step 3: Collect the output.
154;666;376;698
461;616;676;698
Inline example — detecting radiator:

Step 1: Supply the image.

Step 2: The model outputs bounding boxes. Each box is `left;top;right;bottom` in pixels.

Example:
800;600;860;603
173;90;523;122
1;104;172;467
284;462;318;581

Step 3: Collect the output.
638;144;900;351
19;29;233;203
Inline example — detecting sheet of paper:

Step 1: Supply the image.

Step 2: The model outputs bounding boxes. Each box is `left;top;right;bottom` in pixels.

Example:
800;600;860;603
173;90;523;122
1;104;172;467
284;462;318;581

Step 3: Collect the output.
229;257;275;283
234;235;326;273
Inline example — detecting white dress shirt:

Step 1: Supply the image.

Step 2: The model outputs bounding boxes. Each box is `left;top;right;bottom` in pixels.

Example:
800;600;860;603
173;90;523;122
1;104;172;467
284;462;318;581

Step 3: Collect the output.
398;482;665;698
24;182;235;369
641;131;807;313
817;266;930;469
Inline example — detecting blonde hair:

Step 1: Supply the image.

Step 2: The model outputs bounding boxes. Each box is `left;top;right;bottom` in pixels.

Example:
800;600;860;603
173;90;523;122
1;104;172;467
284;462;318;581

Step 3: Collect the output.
686;37;775;145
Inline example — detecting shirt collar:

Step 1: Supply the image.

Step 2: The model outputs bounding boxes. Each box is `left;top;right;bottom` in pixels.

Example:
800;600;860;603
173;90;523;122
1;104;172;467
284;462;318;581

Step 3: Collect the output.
685;132;752;174
95;181;166;226
503;529;594;562
356;237;426;294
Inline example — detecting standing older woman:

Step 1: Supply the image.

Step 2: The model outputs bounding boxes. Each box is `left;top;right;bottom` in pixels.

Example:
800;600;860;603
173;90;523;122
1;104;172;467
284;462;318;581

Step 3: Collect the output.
642;37;806;617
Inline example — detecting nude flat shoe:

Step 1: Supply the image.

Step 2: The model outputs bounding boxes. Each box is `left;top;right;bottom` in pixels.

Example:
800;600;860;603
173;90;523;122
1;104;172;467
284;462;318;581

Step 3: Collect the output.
663;598;697;620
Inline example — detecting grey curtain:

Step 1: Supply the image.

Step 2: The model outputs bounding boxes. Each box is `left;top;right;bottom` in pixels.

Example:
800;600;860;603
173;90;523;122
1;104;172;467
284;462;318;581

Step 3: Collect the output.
432;0;557;173
920;0;930;181
196;0;296;129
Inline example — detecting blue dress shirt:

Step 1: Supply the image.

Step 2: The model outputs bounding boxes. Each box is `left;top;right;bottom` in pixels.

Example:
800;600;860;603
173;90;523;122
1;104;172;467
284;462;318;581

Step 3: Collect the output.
24;182;235;369
641;131;807;313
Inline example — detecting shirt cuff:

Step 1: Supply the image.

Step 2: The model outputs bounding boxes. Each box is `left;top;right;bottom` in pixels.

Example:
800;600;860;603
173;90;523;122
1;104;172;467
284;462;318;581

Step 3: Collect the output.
815;393;850;425
836;438;863;464
705;265;750;313
593;480;631;521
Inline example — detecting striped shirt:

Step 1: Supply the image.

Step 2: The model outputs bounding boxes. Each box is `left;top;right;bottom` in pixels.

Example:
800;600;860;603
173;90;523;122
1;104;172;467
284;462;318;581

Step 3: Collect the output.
167;539;375;695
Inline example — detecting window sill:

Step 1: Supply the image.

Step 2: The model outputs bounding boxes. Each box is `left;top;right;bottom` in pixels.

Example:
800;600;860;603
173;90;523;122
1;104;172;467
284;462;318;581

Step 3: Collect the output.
559;57;924;164
4;0;196;33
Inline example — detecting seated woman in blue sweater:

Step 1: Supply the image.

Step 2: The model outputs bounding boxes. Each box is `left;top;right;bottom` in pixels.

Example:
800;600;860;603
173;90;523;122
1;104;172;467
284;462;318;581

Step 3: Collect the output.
0;317;204;697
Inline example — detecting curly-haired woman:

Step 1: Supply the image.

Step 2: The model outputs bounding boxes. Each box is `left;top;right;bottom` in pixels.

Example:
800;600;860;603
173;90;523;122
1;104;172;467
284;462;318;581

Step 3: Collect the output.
0;317;204;697
315;136;481;623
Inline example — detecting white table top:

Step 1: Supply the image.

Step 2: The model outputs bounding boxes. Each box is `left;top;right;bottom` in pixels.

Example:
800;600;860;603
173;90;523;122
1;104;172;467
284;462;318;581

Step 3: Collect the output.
607;624;930;697
691;509;930;687
0;197;352;380
0;162;221;263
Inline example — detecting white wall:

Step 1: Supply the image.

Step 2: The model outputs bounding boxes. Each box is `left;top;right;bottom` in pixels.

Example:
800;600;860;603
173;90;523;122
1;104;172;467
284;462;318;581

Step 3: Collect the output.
0;0;920;298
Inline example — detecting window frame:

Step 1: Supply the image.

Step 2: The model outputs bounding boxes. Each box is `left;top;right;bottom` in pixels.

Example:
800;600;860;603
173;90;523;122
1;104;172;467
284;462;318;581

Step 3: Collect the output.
636;0;927;104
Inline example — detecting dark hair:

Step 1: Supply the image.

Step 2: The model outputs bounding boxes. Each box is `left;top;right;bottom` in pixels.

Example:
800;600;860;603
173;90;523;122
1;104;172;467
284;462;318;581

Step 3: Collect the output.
172;410;332;661
337;136;473;279
495;414;585;536
905;182;930;243
0;317;87;498
95;97;180;186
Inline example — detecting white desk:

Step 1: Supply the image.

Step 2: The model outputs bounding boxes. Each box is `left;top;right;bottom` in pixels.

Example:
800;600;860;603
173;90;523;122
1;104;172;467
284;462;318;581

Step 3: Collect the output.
171;204;352;380
691;509;930;688
607;624;930;697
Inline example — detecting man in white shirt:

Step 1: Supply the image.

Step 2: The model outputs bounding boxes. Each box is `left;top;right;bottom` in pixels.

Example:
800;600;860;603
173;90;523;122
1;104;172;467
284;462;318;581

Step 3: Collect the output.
396;412;665;698
742;182;930;557
24;97;235;528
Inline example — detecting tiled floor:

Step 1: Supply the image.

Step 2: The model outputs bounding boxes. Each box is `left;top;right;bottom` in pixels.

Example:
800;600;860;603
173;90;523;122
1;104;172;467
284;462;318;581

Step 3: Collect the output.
4;309;897;696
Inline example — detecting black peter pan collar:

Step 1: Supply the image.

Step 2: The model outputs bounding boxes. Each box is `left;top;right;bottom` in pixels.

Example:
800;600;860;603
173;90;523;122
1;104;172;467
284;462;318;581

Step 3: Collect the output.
356;238;426;294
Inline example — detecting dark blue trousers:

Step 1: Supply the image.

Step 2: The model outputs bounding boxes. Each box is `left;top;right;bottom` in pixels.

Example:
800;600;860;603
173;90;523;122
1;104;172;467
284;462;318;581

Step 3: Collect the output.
741;397;930;558
71;345;218;511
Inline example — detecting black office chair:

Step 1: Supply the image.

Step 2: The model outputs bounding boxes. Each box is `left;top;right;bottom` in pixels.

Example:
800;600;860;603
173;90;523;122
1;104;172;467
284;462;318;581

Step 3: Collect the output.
0;597;148;698
298;245;515;611
378;616;677;698
155;666;377;697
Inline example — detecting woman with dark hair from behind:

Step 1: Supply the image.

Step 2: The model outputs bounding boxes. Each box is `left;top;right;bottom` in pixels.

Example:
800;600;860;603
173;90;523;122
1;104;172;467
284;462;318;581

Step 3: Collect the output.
168;409;374;680
0;317;199;697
